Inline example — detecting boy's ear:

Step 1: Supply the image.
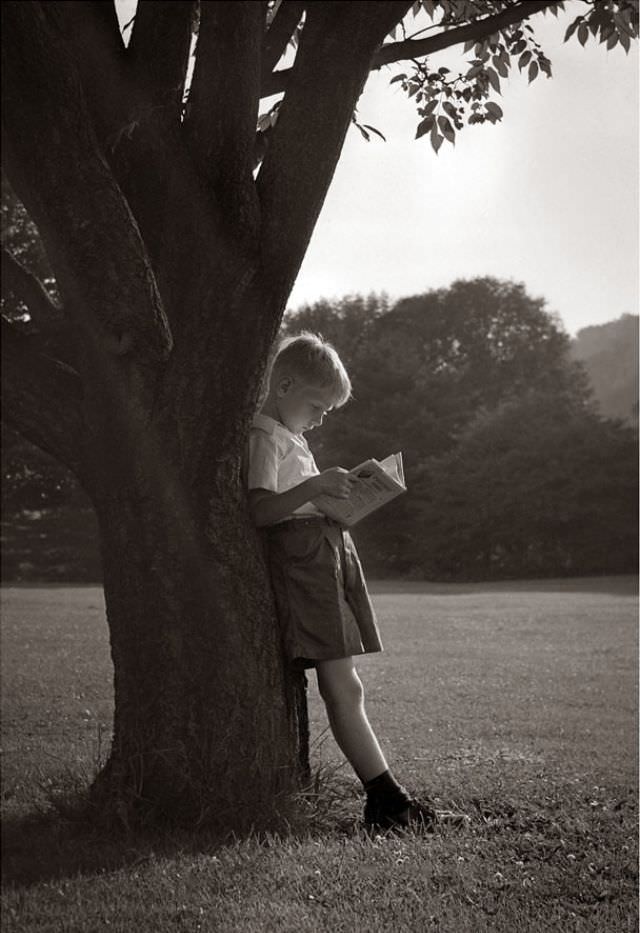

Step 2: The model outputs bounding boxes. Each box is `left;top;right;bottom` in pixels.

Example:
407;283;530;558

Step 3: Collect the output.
277;376;293;396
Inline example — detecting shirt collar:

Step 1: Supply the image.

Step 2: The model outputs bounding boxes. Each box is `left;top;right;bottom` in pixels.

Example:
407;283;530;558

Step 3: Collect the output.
252;412;306;442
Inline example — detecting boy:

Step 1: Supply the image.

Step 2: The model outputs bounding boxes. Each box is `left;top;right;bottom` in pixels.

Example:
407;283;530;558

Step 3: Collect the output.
246;331;438;831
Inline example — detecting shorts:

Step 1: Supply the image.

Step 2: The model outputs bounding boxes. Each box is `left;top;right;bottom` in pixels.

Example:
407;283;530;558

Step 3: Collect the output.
265;515;383;669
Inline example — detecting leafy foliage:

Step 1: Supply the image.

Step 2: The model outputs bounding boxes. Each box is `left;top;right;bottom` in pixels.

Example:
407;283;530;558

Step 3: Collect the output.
414;394;638;578
388;0;638;153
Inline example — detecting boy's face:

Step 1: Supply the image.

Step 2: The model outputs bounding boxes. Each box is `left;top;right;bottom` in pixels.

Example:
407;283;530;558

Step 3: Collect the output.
276;377;335;435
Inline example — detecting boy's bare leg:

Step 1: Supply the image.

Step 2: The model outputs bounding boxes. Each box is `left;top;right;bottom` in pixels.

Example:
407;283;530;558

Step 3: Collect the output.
316;657;446;831
315;657;388;782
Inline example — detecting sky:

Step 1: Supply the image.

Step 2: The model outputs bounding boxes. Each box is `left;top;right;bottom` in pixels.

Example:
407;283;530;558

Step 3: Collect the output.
281;7;639;336
116;2;638;337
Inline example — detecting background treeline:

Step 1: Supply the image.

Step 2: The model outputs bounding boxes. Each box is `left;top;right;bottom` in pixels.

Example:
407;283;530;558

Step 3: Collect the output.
1;276;638;581
281;281;638;579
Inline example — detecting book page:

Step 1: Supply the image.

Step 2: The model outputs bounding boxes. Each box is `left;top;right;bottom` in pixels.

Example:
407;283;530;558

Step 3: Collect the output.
377;452;405;487
314;452;406;526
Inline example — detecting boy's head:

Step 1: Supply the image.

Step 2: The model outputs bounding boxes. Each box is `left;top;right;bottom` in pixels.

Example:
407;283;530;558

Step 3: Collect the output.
265;331;352;435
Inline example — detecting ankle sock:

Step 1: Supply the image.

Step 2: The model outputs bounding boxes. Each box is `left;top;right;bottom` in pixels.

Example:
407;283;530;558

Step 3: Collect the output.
363;769;411;813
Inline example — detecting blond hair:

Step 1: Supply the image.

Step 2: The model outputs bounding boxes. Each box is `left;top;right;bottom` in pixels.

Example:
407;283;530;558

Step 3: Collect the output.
268;331;352;408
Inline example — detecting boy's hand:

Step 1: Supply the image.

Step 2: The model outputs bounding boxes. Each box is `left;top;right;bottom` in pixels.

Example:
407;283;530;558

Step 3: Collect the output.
311;467;358;499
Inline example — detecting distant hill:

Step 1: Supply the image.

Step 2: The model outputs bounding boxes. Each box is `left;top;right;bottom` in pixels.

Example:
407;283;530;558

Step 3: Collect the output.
571;314;638;424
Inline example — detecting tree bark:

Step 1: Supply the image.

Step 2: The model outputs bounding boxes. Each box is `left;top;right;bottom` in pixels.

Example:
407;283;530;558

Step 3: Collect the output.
92;479;309;831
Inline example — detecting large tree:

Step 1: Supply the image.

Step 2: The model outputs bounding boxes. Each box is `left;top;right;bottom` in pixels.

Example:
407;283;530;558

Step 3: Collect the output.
1;0;637;830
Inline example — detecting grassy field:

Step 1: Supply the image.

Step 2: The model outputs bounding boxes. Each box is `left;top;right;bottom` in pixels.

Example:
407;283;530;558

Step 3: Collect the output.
1;577;637;932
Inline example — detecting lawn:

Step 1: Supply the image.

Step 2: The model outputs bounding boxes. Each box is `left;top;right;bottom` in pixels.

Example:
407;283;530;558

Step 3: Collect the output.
1;577;637;932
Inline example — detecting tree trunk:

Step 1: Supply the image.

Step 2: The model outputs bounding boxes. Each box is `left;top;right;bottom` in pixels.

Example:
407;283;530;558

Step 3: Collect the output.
80;266;310;831
91;471;309;832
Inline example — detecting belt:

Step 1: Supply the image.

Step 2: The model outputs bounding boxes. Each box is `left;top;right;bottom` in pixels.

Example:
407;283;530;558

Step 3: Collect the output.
267;515;340;533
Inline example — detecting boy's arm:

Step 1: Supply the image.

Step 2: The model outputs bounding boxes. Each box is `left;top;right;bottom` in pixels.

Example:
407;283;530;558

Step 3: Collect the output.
248;468;356;528
249;477;320;528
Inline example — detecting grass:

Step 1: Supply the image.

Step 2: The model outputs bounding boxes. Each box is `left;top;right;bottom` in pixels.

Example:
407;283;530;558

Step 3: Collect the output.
1;577;638;932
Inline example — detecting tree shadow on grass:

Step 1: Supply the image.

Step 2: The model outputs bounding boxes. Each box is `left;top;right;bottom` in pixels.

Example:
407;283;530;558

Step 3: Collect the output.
0;768;363;889
1;803;221;889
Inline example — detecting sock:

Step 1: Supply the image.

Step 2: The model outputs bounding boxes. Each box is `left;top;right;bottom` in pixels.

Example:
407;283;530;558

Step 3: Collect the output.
363;769;411;813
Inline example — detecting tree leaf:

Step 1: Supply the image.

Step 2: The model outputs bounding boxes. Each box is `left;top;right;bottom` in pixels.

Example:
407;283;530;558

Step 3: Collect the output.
539;57;552;78
600;24;615;44
416;115;436;139
563;19;578;42
430;124;444;153
362;124;387;142
492;56;509;78
486;67;501;94
442;101;458;119
528;61;539;83
390;73;407;85
577;23;589;46
614;9;637;39
485;101;503;121
518;50;532;70
438;116;455;144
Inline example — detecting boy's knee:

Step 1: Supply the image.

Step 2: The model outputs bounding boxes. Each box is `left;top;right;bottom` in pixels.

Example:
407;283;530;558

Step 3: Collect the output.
318;666;364;709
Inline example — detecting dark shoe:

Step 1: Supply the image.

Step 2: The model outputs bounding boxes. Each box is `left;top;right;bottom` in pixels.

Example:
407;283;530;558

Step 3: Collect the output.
364;796;438;833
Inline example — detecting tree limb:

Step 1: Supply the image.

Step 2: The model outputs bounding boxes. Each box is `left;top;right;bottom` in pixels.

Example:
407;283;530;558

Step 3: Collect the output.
262;1;306;79
1;317;86;477
46;1;195;285
257;1;412;304
185;1;263;239
46;1;129;151
129;1;195;128
261;0;558;97
2;1;173;363
1;248;65;331
373;0;558;67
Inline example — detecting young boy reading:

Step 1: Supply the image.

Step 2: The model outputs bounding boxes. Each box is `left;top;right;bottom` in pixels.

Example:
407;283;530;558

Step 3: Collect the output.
246;331;438;831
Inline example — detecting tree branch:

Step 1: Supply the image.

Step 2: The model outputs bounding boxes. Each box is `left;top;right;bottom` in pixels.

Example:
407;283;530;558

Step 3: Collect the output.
185;1;263;238
46;1;195;285
262;1;306;79
373;0;558;67
1;317;86;477
2;1;173;363
129;1;195;128
261;0;558;97
46;1;129;151
257;1;412;304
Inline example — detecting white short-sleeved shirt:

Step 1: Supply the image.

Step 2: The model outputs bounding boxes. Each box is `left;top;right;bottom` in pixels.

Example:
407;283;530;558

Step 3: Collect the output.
246;413;324;521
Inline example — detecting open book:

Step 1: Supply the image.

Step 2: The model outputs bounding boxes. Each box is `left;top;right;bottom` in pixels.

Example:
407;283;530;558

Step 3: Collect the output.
313;452;406;527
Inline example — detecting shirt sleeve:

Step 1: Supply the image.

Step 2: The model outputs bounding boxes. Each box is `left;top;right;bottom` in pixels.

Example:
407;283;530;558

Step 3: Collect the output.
246;429;280;492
